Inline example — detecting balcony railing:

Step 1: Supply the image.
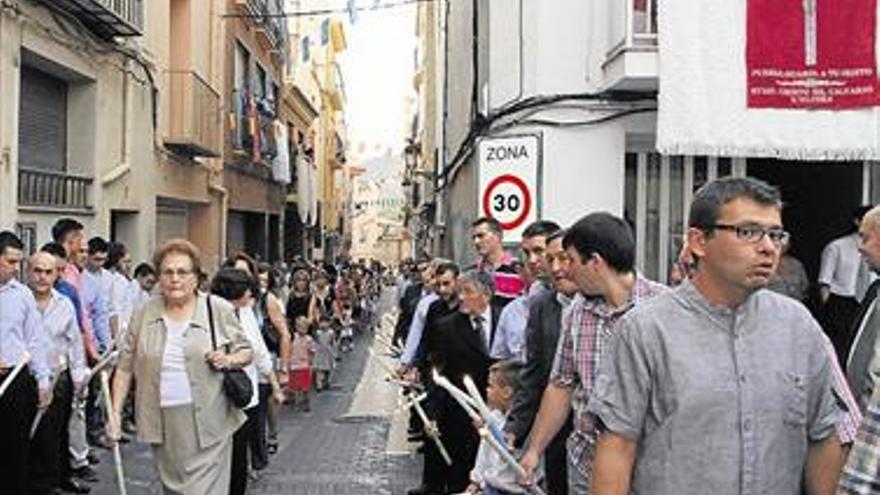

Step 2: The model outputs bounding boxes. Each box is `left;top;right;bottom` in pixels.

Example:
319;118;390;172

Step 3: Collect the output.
18;168;93;210
608;0;658;57
235;0;288;53
46;0;144;39
165;71;222;158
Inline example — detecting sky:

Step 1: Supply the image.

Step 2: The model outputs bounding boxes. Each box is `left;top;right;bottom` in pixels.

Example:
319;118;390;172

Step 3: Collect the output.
336;1;417;166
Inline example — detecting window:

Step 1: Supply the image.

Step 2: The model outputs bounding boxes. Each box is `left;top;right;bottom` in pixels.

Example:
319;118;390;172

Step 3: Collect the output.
302;36;310;63
19;66;67;172
320;19;330;45
234;42;250;92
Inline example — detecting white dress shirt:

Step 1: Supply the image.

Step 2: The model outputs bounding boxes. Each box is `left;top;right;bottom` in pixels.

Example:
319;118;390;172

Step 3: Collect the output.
819;233;862;298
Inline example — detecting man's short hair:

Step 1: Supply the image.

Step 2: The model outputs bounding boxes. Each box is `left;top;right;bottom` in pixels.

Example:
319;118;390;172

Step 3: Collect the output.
106;242;128;270
51;218;84;243
458;269;495;295
40;242;67;260
489;360;522;394
563;212;635;273
688;177;782;232
434;261;460;278
0;231;23;256
522;220;562;240
472;217;503;238
87;237;109;255
546;228;566;244
133;262;156;278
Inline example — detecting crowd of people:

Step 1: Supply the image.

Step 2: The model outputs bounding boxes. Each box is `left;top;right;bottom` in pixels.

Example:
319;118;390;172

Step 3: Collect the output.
393;177;880;495
0;216;385;495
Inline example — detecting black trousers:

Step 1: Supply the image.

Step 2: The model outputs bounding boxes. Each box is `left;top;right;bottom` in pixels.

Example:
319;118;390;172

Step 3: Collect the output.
252;385;270;471
30;371;72;495
0;368;38;495
85;378;103;443
440;402;479;494
822;293;860;367
230;406;258;495
420;385;450;493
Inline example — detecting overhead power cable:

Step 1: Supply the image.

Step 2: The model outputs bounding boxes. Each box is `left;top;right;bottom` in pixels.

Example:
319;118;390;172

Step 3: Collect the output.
221;0;434;19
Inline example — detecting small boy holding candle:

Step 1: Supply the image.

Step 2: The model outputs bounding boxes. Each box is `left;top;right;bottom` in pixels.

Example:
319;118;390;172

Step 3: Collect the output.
464;360;531;495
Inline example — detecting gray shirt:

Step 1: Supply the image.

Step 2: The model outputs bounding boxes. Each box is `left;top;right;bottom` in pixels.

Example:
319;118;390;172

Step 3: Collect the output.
588;281;840;495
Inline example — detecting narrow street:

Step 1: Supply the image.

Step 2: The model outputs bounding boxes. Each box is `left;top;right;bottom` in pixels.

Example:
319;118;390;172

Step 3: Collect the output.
91;290;421;495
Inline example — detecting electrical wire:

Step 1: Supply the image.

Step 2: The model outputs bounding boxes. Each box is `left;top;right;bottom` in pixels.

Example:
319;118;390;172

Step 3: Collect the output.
221;0;434;19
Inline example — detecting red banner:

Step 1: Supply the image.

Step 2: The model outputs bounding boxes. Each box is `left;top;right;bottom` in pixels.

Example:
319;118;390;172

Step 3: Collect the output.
747;0;880;109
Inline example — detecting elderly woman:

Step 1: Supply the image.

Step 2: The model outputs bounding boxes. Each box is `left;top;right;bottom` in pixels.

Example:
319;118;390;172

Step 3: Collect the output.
109;239;253;494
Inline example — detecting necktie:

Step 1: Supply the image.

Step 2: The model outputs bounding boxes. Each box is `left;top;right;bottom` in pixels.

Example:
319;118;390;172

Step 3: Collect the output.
846;279;880;402
473;315;486;350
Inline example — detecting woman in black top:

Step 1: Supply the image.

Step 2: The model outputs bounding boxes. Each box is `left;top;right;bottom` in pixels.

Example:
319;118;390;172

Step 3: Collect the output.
286;268;313;331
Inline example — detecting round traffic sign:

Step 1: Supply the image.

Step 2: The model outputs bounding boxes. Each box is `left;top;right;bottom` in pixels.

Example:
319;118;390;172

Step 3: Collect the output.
482;174;532;230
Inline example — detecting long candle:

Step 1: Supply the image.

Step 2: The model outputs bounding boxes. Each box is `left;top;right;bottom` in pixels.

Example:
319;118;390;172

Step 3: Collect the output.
0;352;31;399
432;370;480;420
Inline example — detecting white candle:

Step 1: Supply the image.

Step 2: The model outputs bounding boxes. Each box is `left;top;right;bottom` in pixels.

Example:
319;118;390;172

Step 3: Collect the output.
432;370;480;420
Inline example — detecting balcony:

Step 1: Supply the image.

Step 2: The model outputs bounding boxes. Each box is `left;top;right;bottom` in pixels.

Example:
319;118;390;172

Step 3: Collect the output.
45;0;144;39
229;89;278;164
18;168;93;211
235;0;288;55
165;71;222;158
601;0;658;92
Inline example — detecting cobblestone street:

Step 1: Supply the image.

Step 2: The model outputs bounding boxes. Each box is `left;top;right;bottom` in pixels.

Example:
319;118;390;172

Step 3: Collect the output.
91;291;421;494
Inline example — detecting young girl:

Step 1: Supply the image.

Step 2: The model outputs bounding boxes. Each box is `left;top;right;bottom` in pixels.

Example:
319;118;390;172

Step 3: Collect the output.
288;316;316;411
313;316;336;392
337;303;355;353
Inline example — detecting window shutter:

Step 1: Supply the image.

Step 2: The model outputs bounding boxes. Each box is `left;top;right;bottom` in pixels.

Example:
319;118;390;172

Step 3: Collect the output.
19;67;67;172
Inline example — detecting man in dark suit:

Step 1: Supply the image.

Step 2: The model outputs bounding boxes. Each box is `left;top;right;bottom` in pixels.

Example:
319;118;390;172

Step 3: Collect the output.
505;230;577;495
394;258;432;348
431;269;501;494
407;261;461;495
847;205;880;408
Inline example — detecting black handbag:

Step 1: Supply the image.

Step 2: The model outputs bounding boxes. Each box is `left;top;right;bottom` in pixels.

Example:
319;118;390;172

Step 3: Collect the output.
207;296;253;409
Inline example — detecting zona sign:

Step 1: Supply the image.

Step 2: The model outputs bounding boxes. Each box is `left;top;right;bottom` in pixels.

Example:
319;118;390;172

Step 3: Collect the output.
482;174;532;230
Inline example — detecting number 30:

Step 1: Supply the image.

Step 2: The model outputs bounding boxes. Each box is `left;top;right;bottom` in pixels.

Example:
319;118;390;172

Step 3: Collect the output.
493;194;521;212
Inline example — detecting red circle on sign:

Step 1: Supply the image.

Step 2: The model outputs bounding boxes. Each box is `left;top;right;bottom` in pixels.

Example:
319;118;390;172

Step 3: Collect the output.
482;174;532;230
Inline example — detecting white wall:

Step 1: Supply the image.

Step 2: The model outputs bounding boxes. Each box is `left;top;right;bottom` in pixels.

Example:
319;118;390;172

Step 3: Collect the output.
442;0;656;254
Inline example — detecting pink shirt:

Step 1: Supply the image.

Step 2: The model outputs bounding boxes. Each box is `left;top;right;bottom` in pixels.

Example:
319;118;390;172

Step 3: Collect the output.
289;333;316;370
62;264;97;358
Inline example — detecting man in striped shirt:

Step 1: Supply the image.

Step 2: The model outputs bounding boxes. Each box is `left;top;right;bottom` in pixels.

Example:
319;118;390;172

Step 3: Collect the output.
471;217;524;307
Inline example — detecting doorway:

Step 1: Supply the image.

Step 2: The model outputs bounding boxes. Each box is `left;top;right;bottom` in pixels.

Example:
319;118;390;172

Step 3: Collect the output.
747;159;865;308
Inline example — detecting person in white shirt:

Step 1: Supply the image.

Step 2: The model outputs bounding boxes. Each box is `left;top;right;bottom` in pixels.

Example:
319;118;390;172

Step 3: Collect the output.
210;268;284;495
106;242;135;337
819;206;873;365
28;251;89;495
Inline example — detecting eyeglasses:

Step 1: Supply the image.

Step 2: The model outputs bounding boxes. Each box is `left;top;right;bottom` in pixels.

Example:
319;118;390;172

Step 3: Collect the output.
160;268;194;279
712;223;790;245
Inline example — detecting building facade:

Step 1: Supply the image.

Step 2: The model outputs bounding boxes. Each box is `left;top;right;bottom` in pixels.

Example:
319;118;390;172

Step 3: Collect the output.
0;0;231;268
417;0;880;287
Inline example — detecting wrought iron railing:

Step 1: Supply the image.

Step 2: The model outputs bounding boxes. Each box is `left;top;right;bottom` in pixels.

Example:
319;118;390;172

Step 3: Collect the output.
95;0;145;32
18;168;93;210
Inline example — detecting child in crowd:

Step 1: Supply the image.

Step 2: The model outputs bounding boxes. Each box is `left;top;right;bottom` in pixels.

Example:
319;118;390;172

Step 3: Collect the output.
466;360;529;495
313;315;336;392
338;303;355;353
288;316;316;411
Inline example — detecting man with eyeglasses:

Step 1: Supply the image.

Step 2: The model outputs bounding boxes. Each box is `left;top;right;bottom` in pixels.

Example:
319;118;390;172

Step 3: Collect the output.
589;177;844;495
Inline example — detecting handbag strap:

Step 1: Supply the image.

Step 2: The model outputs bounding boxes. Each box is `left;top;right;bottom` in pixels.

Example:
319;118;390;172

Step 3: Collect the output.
207;295;217;350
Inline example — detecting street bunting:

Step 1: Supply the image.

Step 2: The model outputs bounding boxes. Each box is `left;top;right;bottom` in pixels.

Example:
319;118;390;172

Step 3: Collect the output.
477;134;541;244
747;0;880;109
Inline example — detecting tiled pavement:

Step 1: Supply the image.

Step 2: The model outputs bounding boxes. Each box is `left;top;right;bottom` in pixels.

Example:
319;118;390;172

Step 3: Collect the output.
91;290;421;494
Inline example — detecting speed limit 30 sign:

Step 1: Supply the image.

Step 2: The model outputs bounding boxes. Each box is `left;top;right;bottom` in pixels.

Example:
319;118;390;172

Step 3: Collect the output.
477;134;541;243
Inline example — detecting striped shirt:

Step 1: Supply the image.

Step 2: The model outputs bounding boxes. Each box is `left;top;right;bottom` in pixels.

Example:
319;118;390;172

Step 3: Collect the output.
549;275;667;477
